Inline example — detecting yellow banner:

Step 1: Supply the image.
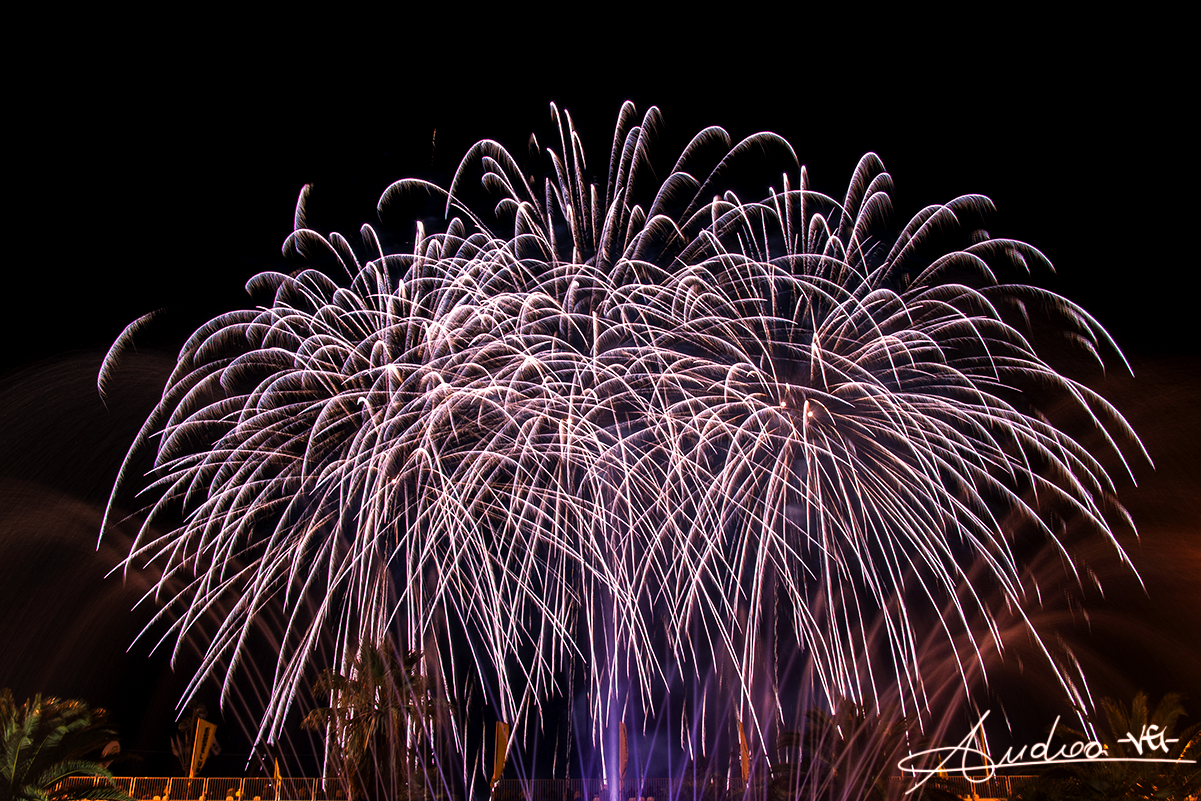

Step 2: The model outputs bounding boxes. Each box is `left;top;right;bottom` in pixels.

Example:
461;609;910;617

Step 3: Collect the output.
619;722;628;780
491;721;510;787
189;719;217;778
737;718;750;782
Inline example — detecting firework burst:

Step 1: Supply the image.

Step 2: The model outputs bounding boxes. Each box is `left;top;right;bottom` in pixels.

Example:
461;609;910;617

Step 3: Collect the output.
104;102;1142;771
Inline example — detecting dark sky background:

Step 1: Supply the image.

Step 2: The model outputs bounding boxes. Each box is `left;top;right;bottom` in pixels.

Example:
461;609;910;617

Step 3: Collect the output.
3;14;1196;780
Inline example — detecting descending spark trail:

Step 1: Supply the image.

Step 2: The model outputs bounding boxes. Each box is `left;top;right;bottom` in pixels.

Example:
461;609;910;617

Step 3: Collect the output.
102;102;1143;778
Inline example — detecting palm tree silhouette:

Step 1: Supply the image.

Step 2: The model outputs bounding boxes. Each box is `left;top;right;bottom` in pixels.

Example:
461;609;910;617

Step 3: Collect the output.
303;641;444;801
0;688;132;801
1014;692;1200;800
773;697;959;801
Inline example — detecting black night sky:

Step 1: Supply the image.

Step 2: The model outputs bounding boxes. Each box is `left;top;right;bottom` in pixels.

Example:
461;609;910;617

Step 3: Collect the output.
3;13;1196;782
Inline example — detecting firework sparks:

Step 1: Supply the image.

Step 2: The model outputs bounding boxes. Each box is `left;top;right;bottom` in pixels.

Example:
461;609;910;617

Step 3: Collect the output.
103;102;1143;771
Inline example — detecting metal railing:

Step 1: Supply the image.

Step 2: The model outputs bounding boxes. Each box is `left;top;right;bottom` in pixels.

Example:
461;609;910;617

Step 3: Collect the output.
925;773;1039;798
490;777;1042;800
54;776;348;801
56;775;1044;801
492;778;728;801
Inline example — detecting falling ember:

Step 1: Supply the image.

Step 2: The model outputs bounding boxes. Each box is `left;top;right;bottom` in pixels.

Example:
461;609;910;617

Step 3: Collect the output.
102;102;1144;777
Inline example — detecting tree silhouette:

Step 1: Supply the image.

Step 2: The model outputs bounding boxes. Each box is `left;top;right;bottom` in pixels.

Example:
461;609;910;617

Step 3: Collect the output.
0;688;132;801
1013;692;1201;800
772;698;959;801
303;642;444;801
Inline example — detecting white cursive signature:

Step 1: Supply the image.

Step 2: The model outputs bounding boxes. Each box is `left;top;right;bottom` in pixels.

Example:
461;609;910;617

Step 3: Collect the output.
897;710;1197;794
